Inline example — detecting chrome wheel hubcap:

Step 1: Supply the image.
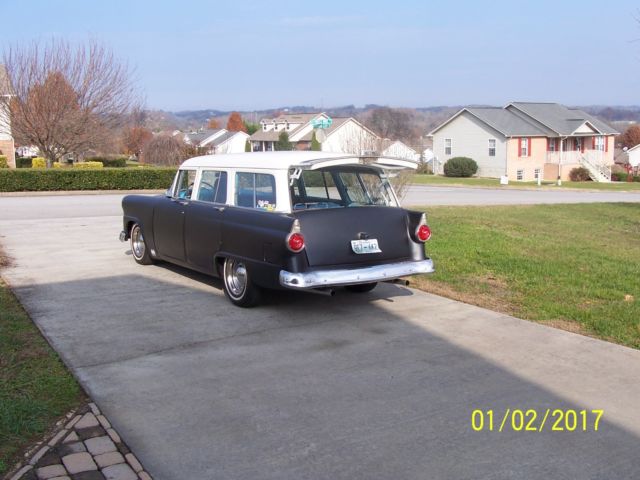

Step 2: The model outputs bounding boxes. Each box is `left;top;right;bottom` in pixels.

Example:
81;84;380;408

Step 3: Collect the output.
226;259;247;298
131;226;146;259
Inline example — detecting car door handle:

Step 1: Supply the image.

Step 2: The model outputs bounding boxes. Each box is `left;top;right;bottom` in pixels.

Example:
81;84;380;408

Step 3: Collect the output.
214;206;225;212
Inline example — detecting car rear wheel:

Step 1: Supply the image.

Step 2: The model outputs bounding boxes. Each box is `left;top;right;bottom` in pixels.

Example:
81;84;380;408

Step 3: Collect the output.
345;282;377;293
223;258;261;307
130;223;154;265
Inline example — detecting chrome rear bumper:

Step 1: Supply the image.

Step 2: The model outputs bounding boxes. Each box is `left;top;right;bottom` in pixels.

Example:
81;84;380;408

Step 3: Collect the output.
279;259;434;290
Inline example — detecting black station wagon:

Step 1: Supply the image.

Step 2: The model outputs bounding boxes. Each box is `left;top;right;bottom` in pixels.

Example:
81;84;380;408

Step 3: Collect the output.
120;152;434;306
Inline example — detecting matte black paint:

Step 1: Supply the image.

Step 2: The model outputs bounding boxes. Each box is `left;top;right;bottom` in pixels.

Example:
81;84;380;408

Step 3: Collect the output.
122;188;429;290
294;207;415;268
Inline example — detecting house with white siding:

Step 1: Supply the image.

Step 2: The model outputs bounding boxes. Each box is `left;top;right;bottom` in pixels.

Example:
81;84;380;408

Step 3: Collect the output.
209;130;250;154
181;128;249;154
380;139;419;160
430;102;618;182
626;144;640;169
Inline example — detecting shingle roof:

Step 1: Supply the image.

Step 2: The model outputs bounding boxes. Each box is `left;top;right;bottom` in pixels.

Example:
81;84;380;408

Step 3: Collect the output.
249;129;280;141
573;109;619;135
252;113;325;141
210;130;248;146
466;108;546;136
430;102;620;137
508;102;619;135
185;129;223;145
210;131;234;146
264;113;320;124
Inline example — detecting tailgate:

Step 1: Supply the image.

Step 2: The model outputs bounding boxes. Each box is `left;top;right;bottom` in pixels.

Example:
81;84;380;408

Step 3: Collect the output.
294;207;413;267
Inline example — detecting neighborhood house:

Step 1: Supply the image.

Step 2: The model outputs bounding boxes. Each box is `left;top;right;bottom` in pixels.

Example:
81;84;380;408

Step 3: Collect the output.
249;112;382;155
181;128;250;155
429;102;618;182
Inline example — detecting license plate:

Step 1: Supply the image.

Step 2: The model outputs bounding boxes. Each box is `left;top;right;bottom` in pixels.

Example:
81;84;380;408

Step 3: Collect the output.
351;239;382;254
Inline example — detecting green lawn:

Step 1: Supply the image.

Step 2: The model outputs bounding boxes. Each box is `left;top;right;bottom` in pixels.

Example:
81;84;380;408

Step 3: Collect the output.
412;174;640;191
413;203;640;348
0;274;85;476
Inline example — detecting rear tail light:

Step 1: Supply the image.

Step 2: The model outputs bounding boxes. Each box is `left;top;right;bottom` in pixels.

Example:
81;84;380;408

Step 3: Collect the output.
286;219;305;253
415;214;431;242
416;224;431;242
287;232;305;252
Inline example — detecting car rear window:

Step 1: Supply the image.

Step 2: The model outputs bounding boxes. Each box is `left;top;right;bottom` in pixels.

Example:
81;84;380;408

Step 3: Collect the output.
235;172;276;211
290;167;397;210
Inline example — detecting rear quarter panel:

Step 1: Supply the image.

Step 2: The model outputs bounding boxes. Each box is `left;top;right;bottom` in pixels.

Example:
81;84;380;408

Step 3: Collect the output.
218;207;297;287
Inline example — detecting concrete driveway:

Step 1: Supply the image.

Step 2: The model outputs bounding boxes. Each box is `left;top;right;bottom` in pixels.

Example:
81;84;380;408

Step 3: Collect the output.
1;194;640;479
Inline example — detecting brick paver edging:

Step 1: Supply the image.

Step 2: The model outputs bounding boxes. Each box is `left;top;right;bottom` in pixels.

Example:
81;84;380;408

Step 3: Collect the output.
6;403;152;480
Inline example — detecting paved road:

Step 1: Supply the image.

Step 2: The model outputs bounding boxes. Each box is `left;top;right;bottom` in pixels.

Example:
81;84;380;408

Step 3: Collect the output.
1;183;639;222
1;195;640;479
402;184;640;206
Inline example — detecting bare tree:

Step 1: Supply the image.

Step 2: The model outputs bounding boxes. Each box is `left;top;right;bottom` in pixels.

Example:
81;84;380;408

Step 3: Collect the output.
621;125;640;149
2;39;141;166
330;128;415;200
363;107;420;143
122;125;153;157
141;134;185;166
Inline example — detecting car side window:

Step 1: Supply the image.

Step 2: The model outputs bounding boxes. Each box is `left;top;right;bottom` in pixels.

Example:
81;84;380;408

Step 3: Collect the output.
175;170;196;199
235;172;276;211
197;170;227;204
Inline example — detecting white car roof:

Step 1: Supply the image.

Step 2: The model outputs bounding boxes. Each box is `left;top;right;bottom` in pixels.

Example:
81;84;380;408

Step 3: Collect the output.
180;151;418;171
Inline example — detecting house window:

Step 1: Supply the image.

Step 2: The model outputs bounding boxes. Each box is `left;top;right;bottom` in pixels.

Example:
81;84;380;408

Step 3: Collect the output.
516;169;524;181
595;136;605;151
548;138;557;152
534;168;541;181
445;138;452;155
262;124;267;131
575;138;582;152
520;138;529;157
488;139;496;157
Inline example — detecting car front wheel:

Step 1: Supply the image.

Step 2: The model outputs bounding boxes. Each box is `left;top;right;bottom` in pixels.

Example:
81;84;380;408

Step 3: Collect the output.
130;223;154;265
223;258;261;307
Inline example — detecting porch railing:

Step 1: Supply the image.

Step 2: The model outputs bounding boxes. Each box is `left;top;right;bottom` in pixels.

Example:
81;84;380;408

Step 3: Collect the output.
546;150;611;182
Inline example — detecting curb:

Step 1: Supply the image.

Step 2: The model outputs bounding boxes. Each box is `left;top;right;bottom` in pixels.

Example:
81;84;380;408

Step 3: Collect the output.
0;190;164;197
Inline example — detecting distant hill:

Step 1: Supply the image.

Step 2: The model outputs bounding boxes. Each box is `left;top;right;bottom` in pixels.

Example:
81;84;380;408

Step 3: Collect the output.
144;104;639;137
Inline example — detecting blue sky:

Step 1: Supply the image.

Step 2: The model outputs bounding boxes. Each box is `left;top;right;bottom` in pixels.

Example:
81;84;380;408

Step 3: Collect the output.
2;0;639;110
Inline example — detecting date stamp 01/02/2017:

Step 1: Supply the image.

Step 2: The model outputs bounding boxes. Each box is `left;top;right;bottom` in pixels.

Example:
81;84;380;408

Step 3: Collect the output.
471;409;604;433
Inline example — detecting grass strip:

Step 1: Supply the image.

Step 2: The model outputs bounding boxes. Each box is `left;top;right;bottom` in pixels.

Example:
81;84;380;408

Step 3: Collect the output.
0;270;85;476
412;174;640;191
414;203;640;348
